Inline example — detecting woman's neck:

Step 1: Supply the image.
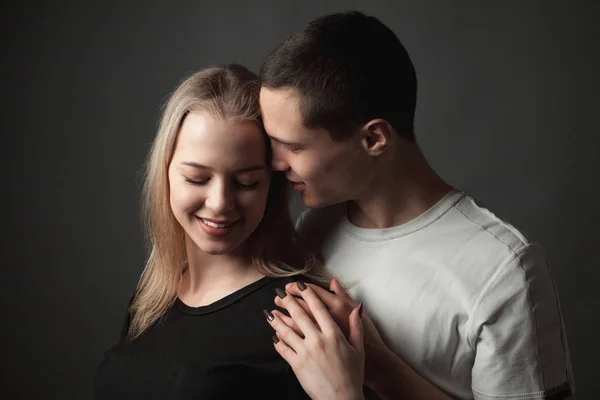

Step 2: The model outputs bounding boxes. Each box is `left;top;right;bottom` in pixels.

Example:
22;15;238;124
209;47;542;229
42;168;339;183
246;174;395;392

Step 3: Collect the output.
178;236;265;307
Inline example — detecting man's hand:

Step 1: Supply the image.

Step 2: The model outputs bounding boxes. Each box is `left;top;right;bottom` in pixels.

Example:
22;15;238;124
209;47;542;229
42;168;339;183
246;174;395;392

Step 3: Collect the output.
266;281;365;400
279;279;389;388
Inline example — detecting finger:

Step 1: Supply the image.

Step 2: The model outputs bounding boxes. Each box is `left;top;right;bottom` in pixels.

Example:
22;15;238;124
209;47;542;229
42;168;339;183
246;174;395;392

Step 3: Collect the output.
272;310;304;338
265;308;304;351
348;304;365;358
330;278;356;304
286;282;340;310
288;280;359;310
272;333;297;365
292;281;343;337
275;295;312;316
275;287;321;337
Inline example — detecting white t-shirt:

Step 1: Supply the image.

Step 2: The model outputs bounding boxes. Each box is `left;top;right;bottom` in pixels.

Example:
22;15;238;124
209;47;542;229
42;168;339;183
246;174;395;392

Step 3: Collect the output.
296;189;573;400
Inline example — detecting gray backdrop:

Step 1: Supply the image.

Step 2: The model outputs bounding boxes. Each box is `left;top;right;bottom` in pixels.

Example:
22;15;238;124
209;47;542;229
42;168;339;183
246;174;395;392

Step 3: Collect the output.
2;1;598;399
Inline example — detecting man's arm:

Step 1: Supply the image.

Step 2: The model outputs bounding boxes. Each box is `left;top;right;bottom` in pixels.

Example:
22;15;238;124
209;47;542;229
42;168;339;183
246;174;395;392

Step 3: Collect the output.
281;279;451;400
467;244;573;399
360;312;450;400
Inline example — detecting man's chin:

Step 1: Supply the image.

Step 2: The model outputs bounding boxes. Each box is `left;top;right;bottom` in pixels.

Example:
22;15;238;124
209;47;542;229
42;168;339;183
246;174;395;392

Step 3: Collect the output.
300;191;337;209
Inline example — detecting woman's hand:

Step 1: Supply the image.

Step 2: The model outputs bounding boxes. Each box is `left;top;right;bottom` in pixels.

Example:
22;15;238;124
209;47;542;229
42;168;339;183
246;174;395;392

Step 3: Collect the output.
265;282;365;400
280;279;391;388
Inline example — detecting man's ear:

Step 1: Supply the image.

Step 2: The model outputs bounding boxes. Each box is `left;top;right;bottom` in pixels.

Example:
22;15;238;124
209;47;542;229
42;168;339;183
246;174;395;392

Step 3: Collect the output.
360;119;394;156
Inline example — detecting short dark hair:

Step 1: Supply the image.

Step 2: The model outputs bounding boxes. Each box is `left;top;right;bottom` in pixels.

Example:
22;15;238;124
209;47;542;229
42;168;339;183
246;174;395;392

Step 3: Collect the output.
260;11;417;142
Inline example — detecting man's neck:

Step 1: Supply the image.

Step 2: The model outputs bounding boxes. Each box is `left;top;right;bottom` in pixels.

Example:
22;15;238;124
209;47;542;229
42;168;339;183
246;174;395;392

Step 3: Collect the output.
347;144;453;229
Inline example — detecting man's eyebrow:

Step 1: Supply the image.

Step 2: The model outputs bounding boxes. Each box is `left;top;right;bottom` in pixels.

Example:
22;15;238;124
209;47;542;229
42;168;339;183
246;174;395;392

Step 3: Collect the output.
180;162;266;173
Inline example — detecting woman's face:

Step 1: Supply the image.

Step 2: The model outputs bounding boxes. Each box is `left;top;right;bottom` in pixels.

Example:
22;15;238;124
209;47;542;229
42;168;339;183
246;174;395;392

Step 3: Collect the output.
168;111;270;256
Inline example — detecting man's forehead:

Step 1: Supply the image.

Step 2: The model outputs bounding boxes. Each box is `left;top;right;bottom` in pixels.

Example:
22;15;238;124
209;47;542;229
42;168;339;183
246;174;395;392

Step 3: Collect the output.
260;87;301;113
259;87;304;132
259;87;331;144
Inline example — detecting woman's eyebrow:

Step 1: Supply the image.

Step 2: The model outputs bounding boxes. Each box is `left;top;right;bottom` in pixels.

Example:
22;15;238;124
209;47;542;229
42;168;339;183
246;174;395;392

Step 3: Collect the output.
180;162;266;173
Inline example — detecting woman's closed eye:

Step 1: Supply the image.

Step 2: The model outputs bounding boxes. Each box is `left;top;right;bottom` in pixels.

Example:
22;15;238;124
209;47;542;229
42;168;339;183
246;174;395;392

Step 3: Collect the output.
184;177;209;185
184;176;259;189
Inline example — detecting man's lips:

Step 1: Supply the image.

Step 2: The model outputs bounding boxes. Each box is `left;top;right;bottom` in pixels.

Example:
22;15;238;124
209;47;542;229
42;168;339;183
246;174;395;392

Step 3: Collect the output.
290;181;306;191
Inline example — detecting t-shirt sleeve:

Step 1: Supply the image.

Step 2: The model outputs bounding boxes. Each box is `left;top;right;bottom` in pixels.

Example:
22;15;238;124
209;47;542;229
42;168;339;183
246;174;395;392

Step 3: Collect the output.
469;244;573;400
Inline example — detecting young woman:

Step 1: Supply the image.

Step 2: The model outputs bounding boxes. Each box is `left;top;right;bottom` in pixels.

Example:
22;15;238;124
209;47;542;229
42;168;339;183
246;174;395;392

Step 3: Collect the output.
94;64;331;399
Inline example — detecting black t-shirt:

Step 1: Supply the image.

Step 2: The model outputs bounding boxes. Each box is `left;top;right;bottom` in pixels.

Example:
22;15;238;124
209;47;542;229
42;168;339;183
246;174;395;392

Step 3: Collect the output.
95;276;310;400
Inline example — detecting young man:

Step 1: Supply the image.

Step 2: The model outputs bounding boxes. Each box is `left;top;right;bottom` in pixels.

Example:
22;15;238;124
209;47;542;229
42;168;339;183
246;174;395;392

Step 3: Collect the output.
260;11;573;400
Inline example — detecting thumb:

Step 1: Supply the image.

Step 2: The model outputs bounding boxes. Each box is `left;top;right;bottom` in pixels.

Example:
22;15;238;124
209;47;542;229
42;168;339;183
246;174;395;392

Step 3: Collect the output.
330;278;354;302
348;303;365;358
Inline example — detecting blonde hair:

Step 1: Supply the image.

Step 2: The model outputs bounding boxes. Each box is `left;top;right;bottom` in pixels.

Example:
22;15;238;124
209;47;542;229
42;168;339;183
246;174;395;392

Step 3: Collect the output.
128;65;329;340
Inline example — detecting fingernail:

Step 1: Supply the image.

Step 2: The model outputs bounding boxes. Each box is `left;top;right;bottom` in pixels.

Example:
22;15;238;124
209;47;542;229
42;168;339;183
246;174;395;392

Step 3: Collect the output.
359;303;363;318
275;288;287;299
263;309;274;322
297;281;307;291
272;334;280;344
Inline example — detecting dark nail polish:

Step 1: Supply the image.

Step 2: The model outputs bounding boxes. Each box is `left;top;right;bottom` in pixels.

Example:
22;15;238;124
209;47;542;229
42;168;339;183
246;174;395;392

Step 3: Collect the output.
275;288;287;299
359;303;363;318
263;309;274;322
272;334;280;344
297;281;307;291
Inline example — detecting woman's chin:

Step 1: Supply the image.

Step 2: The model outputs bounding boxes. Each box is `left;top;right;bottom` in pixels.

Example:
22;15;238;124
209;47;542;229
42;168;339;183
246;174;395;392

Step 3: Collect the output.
195;239;244;256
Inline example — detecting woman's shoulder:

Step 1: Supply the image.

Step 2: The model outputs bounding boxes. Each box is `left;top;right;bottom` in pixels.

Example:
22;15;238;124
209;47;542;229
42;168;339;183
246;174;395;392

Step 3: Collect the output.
263;274;329;295
267;274;318;287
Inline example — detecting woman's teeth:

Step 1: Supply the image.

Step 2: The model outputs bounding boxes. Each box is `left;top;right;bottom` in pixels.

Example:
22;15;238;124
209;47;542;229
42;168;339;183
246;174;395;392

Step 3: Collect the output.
201;219;235;228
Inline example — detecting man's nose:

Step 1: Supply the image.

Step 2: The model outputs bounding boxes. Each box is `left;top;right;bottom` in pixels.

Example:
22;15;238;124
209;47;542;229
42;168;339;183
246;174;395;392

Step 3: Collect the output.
271;147;290;172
